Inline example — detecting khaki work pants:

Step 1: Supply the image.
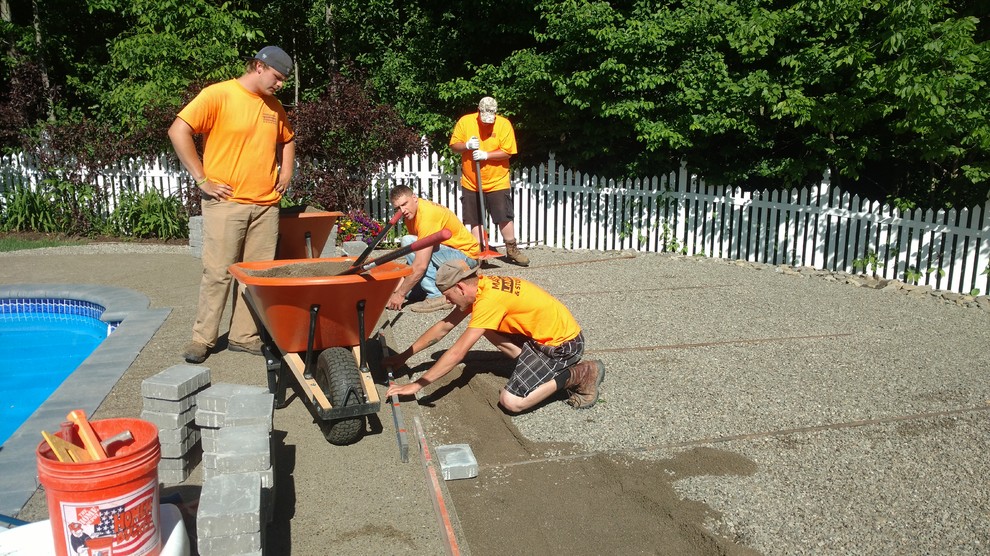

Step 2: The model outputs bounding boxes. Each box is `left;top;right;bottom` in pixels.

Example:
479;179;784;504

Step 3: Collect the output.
192;199;279;348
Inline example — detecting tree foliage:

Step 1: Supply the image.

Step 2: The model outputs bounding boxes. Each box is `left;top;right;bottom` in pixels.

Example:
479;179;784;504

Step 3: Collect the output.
83;0;262;126
2;0;988;210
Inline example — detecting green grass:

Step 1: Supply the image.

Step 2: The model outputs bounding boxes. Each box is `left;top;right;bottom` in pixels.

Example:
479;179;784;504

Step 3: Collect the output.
0;236;87;252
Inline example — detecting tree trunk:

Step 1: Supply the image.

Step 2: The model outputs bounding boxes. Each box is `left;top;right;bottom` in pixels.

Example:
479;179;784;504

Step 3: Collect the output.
293;35;299;107
30;0;54;121
325;3;337;73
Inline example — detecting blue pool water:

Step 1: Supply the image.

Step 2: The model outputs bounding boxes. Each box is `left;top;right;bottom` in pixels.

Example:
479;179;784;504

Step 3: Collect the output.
0;300;110;445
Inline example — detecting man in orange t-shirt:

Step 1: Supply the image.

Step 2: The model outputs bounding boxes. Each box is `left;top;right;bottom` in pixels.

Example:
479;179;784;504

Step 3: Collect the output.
384;259;605;412
386;185;481;313
450;96;530;266
169;46;295;364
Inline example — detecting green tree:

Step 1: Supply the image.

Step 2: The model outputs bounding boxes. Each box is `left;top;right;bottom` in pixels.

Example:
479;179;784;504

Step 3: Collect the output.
83;0;263;126
483;0;989;207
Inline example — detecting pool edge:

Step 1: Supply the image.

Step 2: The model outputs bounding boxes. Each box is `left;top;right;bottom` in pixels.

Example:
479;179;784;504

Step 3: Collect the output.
0;284;169;518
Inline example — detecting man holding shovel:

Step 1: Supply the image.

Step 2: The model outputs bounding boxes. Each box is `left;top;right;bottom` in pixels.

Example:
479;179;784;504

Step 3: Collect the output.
450;96;529;266
384;259;605;412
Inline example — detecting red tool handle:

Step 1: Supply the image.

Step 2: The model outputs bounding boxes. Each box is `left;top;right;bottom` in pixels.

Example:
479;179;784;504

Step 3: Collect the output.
338;229;452;275
351;211;404;268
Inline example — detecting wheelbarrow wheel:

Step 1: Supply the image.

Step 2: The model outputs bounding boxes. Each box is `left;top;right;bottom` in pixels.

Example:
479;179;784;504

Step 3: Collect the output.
315;347;365;446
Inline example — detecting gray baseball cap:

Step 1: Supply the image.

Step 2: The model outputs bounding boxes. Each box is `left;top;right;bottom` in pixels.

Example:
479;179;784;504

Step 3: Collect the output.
254;46;293;77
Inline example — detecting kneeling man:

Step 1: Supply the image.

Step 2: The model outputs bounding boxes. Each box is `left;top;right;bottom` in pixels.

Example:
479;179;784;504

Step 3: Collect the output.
384;259;605;412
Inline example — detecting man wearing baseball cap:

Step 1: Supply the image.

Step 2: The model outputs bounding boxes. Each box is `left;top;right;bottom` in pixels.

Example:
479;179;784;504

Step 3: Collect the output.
384;259;605;412
169;46;295;364
450;96;530;266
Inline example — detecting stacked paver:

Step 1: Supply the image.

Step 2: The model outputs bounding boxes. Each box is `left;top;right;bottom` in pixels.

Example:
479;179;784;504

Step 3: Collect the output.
140;364;211;484
195;383;275;555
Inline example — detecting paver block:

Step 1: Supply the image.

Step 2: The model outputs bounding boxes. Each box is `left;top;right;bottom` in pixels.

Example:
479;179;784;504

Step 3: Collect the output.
196;532;262;556
159;428;201;458
141;365;211;400
202;424;269;460
195;407;224;428
159;467;192;485
197;383;268;412
142;395;197;414
157;423;198;444
224;393;274;430
436;444;478;480
202;446;270;473
140;406;195;430
204;465;274;488
197;473;262;538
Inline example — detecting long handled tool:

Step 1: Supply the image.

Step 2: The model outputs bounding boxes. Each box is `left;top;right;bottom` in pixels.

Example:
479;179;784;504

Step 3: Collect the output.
385;363;409;463
337;229;452;275
472;158;502;260
351;211;403;269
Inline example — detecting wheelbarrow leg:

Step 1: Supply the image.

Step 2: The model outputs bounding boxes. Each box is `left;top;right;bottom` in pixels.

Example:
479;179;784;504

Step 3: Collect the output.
262;343;289;409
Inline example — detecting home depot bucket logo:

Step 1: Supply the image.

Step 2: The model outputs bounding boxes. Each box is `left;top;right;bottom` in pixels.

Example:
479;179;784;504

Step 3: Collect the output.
59;479;159;556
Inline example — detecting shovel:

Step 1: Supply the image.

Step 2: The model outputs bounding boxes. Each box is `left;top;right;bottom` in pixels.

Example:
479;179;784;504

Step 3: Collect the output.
472;158;503;260
337;229;452;275
350;211;403;269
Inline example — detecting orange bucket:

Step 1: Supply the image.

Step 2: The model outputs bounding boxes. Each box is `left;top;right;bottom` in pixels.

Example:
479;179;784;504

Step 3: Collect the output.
36;418;162;556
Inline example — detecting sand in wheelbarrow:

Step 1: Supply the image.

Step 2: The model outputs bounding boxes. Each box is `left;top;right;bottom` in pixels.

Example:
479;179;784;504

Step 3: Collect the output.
243;260;354;278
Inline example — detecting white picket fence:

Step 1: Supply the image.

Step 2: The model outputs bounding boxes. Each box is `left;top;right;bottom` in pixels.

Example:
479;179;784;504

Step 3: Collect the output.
3;151;990;295
371;152;990;296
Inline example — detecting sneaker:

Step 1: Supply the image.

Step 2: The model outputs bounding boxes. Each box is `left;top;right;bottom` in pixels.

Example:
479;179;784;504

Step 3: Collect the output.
228;340;264;356
183;341;209;364
409;296;454;313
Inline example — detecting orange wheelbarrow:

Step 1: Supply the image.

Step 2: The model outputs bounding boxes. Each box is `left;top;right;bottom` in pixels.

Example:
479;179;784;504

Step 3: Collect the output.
229;230;449;445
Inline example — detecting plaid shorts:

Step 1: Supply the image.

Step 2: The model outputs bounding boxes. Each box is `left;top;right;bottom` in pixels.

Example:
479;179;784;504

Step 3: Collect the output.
504;332;585;398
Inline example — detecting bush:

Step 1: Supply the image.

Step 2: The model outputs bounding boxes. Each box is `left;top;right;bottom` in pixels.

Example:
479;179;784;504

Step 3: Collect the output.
0;184;58;233
289;70;423;212
111;188;189;239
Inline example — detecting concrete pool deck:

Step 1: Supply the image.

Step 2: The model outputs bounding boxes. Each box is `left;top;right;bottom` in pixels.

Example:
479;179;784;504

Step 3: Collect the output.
0;283;168;517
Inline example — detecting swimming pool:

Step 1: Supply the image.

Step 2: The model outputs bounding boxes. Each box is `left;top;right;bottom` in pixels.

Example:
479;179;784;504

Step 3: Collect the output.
0;285;169;519
0;299;115;445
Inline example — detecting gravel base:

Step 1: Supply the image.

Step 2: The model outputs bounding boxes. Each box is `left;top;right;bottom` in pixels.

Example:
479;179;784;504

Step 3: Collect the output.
393;246;990;555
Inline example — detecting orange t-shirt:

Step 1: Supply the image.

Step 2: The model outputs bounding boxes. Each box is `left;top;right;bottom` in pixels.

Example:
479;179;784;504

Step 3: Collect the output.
449;112;517;192
467;275;581;346
406;199;481;259
177;79;294;206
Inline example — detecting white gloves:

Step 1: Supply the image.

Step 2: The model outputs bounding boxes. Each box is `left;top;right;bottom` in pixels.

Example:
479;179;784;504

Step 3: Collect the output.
465;136;480;150
472;149;488;161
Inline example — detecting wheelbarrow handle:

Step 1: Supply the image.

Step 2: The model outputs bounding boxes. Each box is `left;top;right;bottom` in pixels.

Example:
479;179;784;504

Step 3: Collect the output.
338;229;452;275
351;211;403;268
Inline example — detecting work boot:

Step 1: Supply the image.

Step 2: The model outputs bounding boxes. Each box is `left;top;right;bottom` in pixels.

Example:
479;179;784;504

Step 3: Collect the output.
563;360;605;409
409;296;454;313
504;240;530;267
228;339;264;356
183;341;209;364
